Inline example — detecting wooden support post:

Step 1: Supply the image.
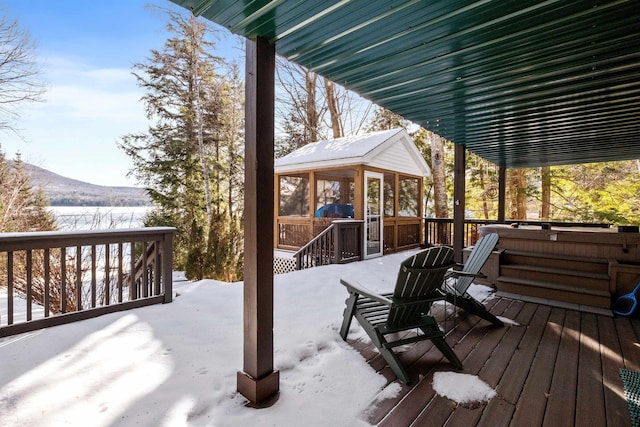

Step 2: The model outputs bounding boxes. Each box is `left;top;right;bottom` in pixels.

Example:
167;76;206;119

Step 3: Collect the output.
453;144;466;263
237;36;279;406
162;231;173;304
498;166;506;223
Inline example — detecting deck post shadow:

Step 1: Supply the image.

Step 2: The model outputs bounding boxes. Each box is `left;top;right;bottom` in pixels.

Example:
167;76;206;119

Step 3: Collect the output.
237;36;280;405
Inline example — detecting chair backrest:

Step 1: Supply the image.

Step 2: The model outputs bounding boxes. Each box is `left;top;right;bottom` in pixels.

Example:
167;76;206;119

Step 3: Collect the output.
387;246;455;325
450;232;499;296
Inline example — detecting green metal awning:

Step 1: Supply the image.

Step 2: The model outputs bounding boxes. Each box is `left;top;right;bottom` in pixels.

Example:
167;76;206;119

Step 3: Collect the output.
170;0;640;169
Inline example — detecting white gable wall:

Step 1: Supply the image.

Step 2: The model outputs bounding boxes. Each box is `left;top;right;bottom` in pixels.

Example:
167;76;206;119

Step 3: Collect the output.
368;137;428;176
275;128;429;177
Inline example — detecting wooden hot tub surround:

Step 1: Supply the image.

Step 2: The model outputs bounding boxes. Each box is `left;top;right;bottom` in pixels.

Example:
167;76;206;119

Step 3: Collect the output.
479;224;640;312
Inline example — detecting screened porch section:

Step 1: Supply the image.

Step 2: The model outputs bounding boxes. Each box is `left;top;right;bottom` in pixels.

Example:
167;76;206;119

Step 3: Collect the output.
274;128;429;256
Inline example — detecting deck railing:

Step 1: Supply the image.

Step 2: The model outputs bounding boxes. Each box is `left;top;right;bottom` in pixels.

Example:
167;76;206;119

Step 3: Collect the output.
423;218;611;247
295;220;363;270
0;227;175;338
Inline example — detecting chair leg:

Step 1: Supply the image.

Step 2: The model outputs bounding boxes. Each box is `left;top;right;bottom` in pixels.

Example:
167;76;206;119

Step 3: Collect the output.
445;293;504;326
420;317;463;370
374;329;411;384
344;300;412;384
379;345;411;384
339;292;358;340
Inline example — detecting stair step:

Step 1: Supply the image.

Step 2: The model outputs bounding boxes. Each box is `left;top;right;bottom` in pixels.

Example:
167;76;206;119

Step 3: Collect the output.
502;250;608;274
503;249;609;264
500;265;609;292
496;276;611;308
500;264;609;280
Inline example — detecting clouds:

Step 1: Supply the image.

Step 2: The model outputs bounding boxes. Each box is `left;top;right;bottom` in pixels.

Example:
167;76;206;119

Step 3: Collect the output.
0;0;240;188
2;55;148;186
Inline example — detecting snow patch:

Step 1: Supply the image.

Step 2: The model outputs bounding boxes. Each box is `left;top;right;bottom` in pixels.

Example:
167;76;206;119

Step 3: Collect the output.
432;371;497;404
467;283;496;302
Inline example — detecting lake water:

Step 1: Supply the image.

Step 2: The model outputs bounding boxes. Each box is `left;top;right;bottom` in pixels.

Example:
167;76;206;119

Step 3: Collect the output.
48;206;151;230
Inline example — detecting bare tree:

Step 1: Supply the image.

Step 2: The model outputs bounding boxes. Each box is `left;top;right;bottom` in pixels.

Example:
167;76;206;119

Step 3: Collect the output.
275;58;373;154
276;59;325;146
324;78;341;138
0;12;45;133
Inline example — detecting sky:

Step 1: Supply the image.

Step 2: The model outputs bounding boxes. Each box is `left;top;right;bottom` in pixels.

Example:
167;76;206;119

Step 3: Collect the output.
0;1;243;187
0;250;507;426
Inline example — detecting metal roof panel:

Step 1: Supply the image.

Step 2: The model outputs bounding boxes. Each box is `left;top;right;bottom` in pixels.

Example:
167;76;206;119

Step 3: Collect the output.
172;0;640;168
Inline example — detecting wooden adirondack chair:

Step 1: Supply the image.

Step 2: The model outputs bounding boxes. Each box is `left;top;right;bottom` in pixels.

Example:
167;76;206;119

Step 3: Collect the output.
339;246;463;384
443;232;504;326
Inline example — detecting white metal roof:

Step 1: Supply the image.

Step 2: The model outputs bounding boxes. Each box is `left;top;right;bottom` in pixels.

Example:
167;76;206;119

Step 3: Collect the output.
274;128;430;177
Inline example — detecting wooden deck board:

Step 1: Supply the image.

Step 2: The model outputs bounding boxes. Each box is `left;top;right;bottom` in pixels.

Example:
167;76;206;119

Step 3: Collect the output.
510;307;564;426
543;309;580;427
576;314;606;427
615;317;640;372
597;315;631;426
347;295;640;426
496;304;552;404
478;302;536;389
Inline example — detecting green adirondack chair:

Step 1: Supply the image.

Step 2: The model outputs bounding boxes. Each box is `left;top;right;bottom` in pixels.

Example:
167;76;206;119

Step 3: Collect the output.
339;246;463;384
443;232;504;326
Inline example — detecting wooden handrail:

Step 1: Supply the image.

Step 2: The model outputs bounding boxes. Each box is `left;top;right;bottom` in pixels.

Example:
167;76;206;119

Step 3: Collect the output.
0;227;175;337
422;218;612;247
294;220;363;270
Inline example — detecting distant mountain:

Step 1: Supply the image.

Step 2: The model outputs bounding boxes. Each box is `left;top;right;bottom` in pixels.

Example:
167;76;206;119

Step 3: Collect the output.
22;163;151;207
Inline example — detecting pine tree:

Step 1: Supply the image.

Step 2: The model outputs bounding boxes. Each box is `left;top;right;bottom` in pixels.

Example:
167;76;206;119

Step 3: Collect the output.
366;107;409;132
119;9;244;280
0;150;56;232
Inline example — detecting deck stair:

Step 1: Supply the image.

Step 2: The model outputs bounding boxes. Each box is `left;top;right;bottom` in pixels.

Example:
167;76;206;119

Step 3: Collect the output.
495;250;611;309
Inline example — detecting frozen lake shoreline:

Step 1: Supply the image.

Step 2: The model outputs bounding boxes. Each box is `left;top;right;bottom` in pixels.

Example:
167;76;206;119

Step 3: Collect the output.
48;206;151;230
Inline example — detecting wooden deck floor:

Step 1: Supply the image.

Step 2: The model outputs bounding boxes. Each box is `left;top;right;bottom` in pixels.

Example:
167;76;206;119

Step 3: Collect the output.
347;295;640;426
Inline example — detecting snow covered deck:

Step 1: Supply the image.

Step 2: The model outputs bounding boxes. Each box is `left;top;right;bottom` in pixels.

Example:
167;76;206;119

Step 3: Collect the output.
0;249;638;425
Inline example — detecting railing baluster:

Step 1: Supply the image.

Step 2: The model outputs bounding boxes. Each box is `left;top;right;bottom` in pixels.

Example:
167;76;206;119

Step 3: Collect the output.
44;248;50;318
105;243;110;305
76;245;82;311
118;243;123;302
91;245;97;308
142;241;148;297
130;241;136;300
7;251;13;325
26;250;32;321
61;247;67;314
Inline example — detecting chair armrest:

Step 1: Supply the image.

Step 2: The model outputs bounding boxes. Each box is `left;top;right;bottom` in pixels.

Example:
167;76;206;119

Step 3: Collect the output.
391;292;445;307
446;270;485;279
340;279;393;306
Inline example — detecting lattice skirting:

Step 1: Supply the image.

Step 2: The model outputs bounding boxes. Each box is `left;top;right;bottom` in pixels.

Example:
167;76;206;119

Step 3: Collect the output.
620;368;640;427
274;256;296;275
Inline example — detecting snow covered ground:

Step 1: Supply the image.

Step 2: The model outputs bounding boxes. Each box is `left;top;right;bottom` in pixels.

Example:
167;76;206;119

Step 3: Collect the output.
0;250;502;426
